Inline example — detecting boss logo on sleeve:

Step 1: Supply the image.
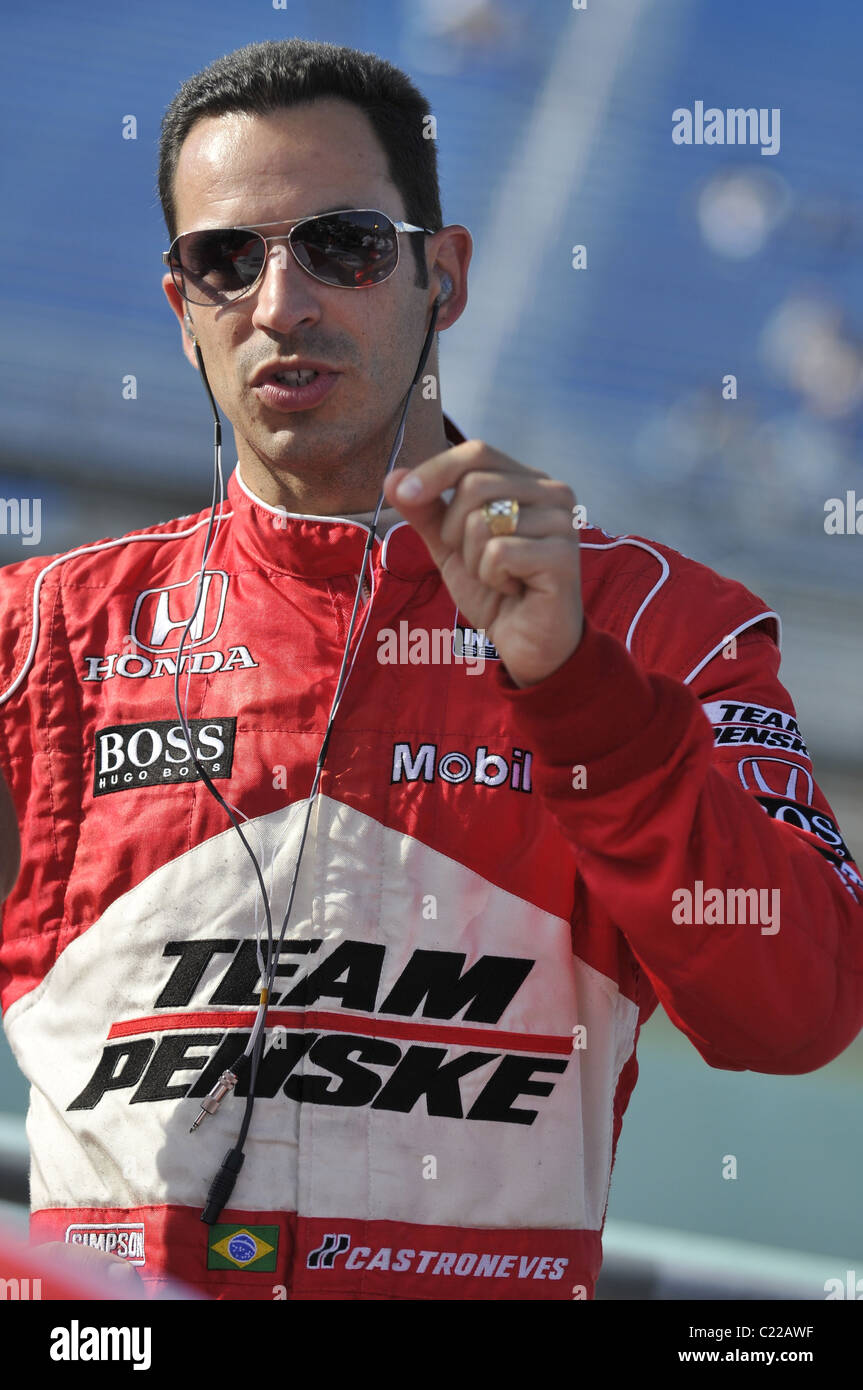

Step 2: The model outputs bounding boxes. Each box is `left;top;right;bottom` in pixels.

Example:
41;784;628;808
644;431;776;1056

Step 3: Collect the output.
754;796;852;860
93;717;237;795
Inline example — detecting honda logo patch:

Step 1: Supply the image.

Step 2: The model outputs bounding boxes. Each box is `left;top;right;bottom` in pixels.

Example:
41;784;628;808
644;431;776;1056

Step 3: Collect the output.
129;571;229;653
737;757;814;805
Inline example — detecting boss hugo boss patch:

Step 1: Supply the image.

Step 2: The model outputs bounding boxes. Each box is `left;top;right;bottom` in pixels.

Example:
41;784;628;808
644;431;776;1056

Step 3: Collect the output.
92;717;237;795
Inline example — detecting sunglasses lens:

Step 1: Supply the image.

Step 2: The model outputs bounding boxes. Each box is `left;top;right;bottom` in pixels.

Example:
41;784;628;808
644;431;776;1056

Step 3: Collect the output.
291;211;399;287
170;212;407;302
172;229;267;303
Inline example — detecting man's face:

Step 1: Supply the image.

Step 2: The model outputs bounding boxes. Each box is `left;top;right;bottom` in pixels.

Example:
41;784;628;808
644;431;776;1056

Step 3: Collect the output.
163;99;461;490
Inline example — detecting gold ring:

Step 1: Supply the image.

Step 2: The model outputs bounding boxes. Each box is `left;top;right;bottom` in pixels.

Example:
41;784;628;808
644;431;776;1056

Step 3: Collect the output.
482;498;520;537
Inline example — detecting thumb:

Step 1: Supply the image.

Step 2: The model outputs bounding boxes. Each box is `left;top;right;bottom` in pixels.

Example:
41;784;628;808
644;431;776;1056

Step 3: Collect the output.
383;469;447;549
382;467;412;508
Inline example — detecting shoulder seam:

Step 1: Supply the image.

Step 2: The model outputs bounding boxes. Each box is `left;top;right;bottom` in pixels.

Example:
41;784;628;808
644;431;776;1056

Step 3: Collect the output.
683;611;782;685
0;511;231;706
580;536;670;652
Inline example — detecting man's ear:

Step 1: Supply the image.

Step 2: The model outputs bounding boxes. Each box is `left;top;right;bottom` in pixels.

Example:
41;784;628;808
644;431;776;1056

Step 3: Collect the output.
162;273;200;370
427;224;472;330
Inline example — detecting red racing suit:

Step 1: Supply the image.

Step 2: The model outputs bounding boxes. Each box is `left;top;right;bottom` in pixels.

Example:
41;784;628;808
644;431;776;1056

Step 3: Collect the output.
0;448;861;1300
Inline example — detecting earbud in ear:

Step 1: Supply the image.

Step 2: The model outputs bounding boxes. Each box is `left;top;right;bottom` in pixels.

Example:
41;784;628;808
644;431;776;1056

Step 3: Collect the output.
437;273;454;304
184;313;197;342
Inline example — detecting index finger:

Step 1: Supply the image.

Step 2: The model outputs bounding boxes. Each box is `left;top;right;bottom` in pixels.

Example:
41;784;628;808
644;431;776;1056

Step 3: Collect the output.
387;439;539;509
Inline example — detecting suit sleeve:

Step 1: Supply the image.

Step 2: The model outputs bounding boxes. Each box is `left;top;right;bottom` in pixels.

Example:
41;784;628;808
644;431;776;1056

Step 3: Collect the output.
496;616;863;1074
0;763;19;901
0;556;43;929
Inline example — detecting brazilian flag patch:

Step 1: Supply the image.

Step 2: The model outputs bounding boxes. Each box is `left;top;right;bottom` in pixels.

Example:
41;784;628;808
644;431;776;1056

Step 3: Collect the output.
207;1225;279;1271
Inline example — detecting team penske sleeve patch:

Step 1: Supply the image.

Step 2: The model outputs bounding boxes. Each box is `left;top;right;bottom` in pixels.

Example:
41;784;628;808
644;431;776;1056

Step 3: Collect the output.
702;701;811;761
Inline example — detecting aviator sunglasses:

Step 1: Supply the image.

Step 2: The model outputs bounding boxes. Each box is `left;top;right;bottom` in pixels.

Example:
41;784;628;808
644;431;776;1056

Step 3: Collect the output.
163;207;433;305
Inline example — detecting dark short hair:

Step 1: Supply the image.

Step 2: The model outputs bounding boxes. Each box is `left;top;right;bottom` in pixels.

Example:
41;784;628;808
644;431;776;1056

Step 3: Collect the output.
158;38;442;285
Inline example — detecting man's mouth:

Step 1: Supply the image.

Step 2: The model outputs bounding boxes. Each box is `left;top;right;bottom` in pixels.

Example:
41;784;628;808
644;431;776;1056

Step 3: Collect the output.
271;368;319;387
251;364;341;413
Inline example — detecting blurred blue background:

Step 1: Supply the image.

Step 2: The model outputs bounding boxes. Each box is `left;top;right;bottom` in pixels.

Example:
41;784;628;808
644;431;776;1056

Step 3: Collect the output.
1;0;861;1285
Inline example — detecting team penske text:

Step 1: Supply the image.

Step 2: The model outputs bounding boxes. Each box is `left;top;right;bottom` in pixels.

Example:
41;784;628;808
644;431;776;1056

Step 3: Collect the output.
703;701;810;758
67;938;570;1125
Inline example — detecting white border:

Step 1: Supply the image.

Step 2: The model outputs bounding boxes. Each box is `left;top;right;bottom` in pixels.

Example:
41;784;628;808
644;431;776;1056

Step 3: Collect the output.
581;536;781;679
235;463;375;534
579;537;671;652
683;611;782;685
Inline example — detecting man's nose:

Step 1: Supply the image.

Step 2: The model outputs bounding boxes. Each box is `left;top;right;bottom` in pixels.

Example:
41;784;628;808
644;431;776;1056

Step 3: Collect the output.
251;241;322;334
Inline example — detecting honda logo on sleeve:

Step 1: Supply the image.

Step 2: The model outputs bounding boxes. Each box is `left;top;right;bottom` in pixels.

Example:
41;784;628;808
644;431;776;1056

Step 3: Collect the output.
737;757;814;805
130;571;229;653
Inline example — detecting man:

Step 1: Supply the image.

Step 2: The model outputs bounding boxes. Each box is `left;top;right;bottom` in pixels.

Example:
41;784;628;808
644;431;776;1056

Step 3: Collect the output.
0;38;861;1302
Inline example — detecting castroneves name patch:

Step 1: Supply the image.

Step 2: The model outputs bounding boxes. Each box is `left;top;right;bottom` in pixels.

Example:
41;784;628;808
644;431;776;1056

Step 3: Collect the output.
702;701;810;760
93;718;237;795
65;1222;145;1265
305;1236;568;1282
